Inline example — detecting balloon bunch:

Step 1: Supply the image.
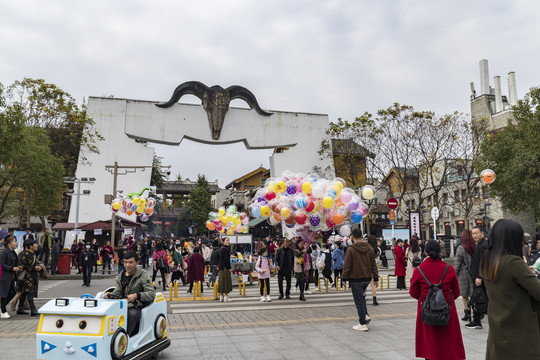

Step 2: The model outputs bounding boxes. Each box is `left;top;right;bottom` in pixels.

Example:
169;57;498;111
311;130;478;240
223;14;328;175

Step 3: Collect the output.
206;205;250;235
249;171;369;238
110;188;156;222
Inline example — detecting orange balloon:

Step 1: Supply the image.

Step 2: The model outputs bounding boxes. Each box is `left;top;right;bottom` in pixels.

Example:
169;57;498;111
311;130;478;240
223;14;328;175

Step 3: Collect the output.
333;213;345;225
206;221;215;231
481;169;496;185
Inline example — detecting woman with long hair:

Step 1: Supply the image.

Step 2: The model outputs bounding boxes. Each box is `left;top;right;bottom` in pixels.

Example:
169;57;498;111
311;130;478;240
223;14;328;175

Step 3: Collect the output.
17;239;41;316
367;235;380;305
409;240;465;360
405;237;421;284
453;229;476;322
480;219;540;358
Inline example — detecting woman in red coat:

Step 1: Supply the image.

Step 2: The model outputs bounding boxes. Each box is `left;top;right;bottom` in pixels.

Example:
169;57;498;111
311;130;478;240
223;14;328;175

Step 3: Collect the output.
394;239;406;289
409;240;465;360
186;247;206;294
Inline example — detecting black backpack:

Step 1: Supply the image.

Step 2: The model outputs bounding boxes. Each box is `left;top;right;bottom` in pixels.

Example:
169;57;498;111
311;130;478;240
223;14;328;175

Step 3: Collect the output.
470;286;488;315
412;254;422;267
417;264;451;326
156;253;166;269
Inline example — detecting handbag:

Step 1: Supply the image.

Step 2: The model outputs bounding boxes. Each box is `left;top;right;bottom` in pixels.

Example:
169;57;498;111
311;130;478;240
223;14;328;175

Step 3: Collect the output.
16;269;26;281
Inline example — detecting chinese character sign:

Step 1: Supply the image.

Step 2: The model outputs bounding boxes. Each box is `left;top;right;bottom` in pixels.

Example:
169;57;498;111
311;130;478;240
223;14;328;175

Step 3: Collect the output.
409;211;421;240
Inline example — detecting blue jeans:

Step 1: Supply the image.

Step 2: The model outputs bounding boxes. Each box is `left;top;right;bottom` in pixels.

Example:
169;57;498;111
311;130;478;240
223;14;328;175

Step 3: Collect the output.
350;281;371;325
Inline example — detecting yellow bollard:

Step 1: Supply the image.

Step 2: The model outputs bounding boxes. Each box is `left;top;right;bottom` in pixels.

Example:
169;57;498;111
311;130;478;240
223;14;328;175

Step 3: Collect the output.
169;284;173;301
343;281;347;292
387;275;390;289
404;278;407;289
242;281;246;297
213;281;218;300
335;278;339;291
192;282;197;301
174;280;179;299
379;276;383;290
325;278;329;293
198;281;202;297
318;278;321;292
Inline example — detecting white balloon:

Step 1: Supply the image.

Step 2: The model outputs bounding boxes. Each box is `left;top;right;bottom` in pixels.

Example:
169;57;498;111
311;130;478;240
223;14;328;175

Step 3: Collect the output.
340;225;352;237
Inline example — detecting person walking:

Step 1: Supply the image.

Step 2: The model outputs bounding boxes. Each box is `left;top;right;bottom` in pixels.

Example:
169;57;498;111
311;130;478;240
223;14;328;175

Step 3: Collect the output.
39;229;52;267
218;237;233;302
342;229;378;332
275;239;294;299
79;242;97;287
379;238;389;268
17;239;41;316
405;237;422;285
480;219;540;359
186;247;205;294
332;241;345;288
320;243;334;285
208;240;220;287
454;229;476;322
50;238;62;275
100;241;114;275
255;247;274;302
409;240;465;360
91;239;99;272
394;239;406;290
465;226;487;329
171;243;186;286
367;235;381;306
0;236;21;319
293;238;311;301
152;243;169;291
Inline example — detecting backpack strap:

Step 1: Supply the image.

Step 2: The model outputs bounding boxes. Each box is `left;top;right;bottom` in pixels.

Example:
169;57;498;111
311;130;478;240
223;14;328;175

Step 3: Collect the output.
438;264;450;286
417;265;432;286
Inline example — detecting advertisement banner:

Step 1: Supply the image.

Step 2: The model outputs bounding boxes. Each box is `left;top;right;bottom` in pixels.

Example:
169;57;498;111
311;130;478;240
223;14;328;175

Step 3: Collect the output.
409;211;421;240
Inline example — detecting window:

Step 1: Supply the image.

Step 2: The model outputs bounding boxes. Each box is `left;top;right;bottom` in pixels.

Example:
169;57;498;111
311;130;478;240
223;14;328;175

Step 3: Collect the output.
454;190;460;203
474;187;479;198
443;193;448;205
461;189;467;202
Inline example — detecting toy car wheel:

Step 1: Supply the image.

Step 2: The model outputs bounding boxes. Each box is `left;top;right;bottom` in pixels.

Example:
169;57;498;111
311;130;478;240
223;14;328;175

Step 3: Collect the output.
154;314;167;339
110;328;128;360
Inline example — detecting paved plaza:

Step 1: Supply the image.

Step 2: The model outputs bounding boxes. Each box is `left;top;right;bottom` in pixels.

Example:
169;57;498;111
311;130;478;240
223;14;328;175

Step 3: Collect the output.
0;269;489;359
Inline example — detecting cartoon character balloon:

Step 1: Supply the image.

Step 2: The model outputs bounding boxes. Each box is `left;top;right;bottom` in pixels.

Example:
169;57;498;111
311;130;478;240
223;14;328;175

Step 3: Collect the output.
110;187;156;222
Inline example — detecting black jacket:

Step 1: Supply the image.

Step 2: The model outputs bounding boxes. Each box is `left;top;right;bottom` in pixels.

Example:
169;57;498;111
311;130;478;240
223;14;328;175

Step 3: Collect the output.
471;238;488;281
275;246;294;274
210;247;221;266
218;246;231;270
79;249;97;267
0;249;18;297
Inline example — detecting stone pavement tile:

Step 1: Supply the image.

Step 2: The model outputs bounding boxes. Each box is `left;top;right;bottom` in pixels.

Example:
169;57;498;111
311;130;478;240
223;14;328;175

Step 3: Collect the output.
363;350;414;360
235;341;274;353
253;325;286;334
277;347;327;360
192;329;227;338
196;335;231;345
309;343;359;357
168;337;197;347
268;339;305;349
200;343;240;355
168;330;195;339
228;334;261;344
224;327;257;336
242;350;285;360
174;345;203;357
204;354;246;360
260;331;289;341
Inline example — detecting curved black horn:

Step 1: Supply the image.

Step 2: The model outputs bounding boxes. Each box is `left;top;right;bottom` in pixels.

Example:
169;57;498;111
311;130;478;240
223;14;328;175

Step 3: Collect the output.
156;81;208;108
227;85;272;116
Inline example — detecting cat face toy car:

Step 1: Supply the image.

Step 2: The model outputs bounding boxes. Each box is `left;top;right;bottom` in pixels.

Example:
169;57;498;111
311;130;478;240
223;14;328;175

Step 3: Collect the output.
36;290;170;359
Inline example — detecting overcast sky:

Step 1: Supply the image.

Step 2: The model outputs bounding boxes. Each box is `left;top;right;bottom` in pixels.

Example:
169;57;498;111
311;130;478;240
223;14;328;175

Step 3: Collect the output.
1;1;539;187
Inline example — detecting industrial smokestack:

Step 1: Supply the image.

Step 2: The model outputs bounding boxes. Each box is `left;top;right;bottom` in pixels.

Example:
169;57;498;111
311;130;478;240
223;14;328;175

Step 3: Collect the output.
479;59;490;95
508;72;517;106
494;76;503;113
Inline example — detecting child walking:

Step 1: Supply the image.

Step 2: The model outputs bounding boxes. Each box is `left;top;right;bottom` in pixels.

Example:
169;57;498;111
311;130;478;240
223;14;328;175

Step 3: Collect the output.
255;247;274;302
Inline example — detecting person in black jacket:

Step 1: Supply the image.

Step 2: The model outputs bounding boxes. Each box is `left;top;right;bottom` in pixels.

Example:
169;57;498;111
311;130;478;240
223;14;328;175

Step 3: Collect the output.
208;240;221;287
79;242;97;287
218;237;232;302
0;236;21;318
275;239;294;299
50;238;62;275
465;226;487;329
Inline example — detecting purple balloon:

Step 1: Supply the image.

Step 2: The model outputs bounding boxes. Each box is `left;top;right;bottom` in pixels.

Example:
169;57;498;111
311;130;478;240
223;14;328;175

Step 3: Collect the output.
309;214;321;226
348;200;359;211
286;185;297;195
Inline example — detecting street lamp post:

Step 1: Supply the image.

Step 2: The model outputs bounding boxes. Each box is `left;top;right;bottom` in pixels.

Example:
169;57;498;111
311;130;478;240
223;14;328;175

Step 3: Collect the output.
64;177;95;242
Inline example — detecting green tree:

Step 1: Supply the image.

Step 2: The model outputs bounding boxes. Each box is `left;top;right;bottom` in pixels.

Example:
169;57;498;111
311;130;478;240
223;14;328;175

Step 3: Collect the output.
150;154;167;188
6;78;103;176
185;175;213;235
476;87;540;217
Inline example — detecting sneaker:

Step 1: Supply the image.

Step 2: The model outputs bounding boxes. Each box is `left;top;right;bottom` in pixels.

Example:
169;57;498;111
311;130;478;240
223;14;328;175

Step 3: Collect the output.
353;324;368;332
365;315;371;325
260;296;266;302
305;290;312;294
224;295;232;302
265;295;272;302
464;321;482;329
1;312;10;319
219;295;224;302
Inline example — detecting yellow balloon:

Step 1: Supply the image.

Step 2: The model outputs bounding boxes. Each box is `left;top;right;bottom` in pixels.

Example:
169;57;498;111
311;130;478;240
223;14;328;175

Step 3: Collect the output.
218;207;225;216
132;197;140;205
218;228;225;233
241;226;249;233
260;205;271;217
276;180;286;193
139;197;146;206
226;229;234;235
301;182;312;194
322;196;334;209
331;185;342;195
112;202;121;211
280;207;291;218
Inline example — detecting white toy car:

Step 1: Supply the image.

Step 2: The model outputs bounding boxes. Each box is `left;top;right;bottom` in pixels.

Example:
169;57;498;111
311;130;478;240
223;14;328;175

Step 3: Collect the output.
36;289;170;359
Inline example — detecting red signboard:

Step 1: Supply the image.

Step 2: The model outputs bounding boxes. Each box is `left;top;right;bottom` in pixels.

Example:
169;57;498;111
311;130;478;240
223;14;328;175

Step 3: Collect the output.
387;198;399;209
389;210;395;221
